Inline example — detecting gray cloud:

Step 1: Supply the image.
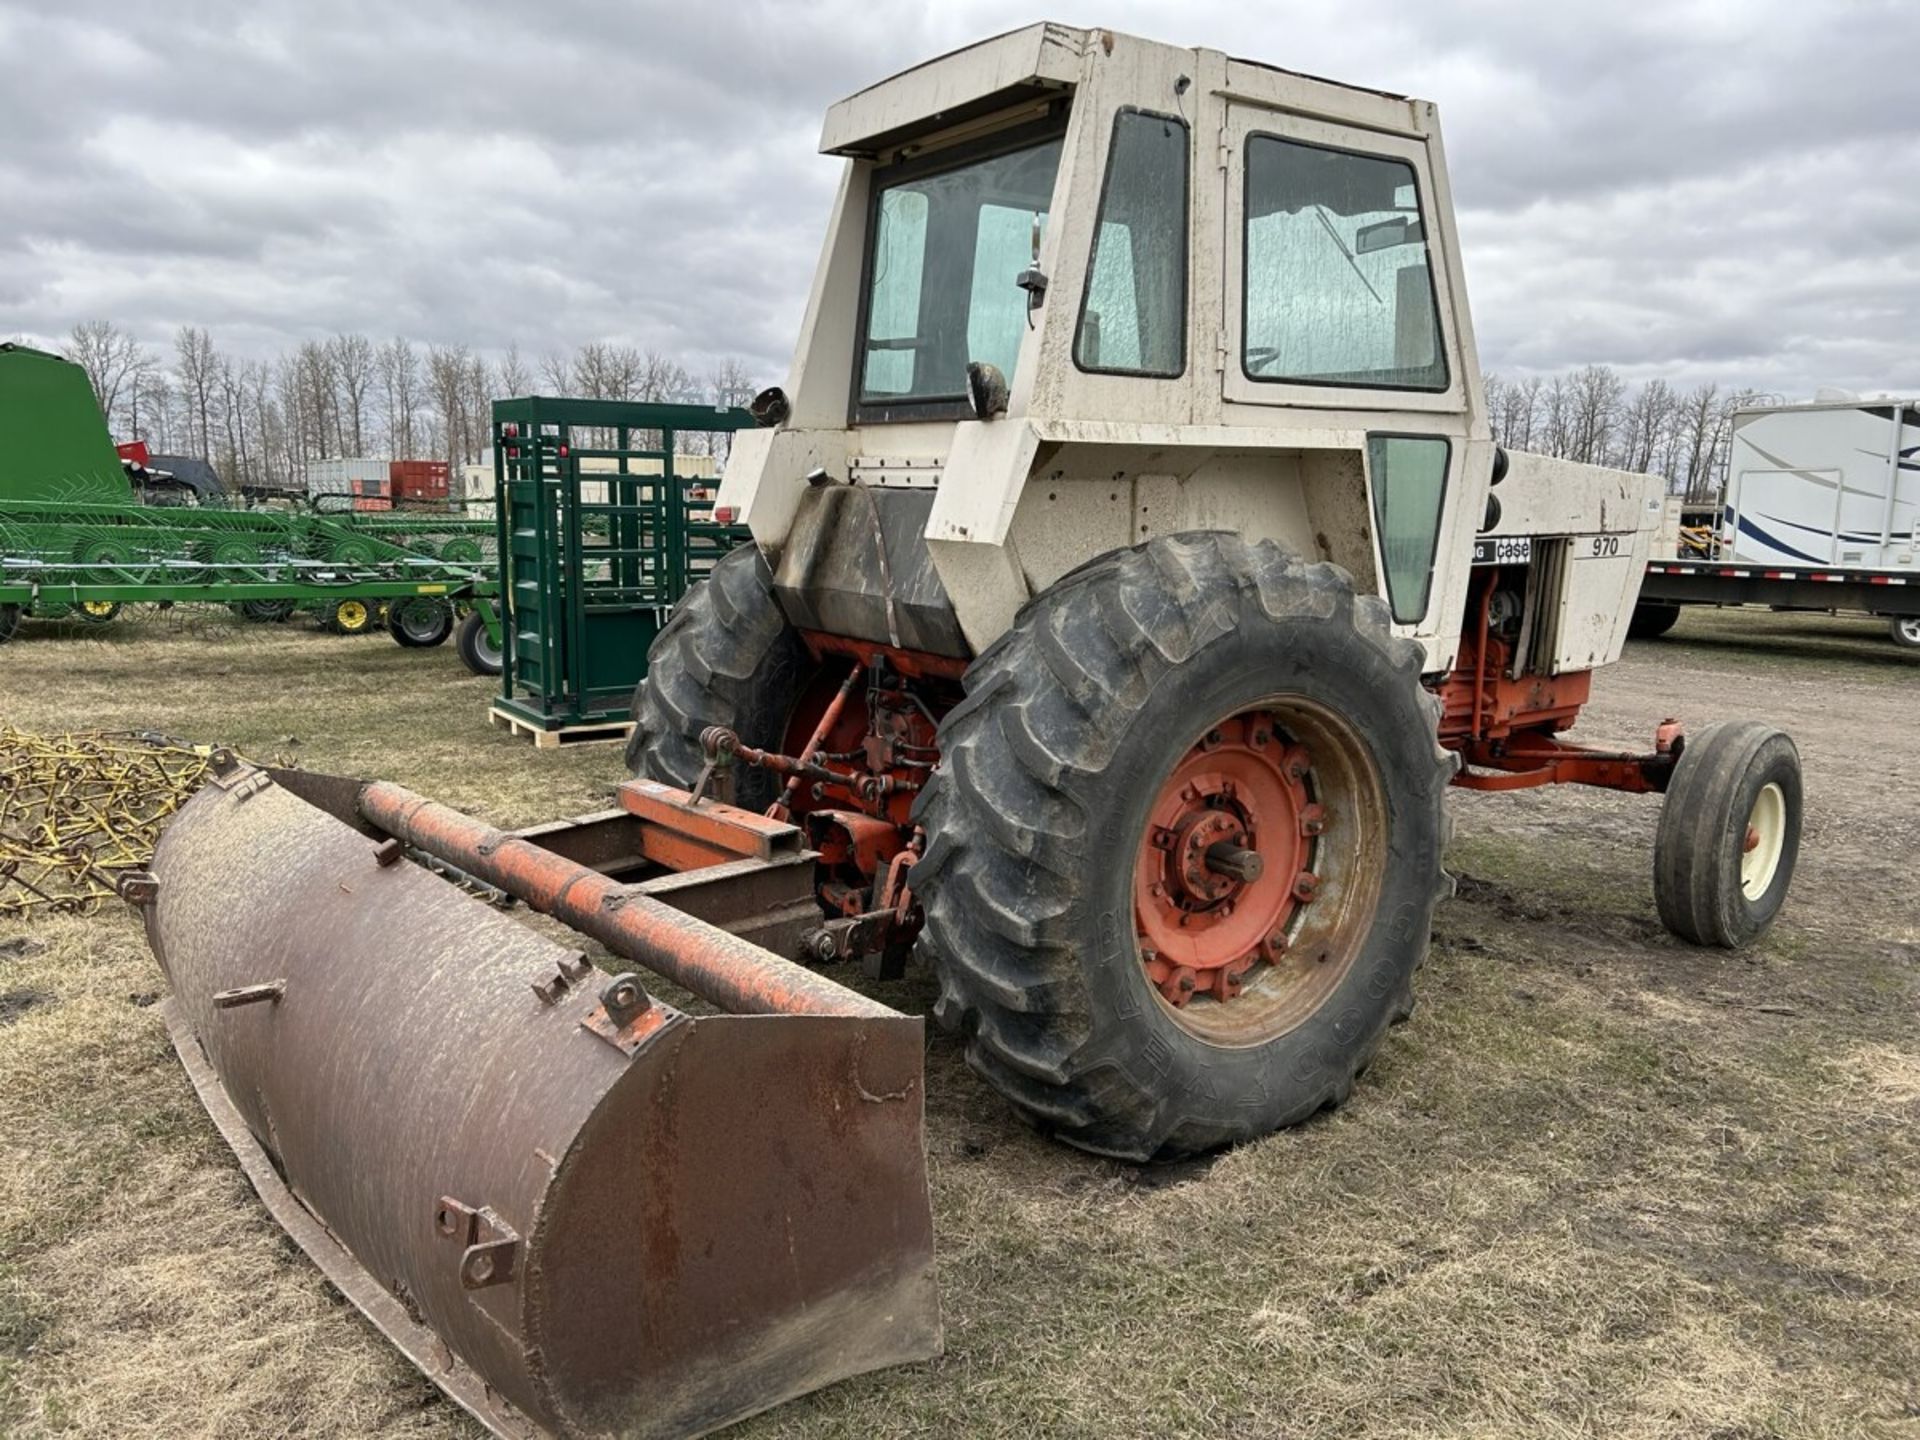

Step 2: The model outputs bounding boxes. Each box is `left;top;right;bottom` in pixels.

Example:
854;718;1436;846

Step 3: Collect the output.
4;0;1916;397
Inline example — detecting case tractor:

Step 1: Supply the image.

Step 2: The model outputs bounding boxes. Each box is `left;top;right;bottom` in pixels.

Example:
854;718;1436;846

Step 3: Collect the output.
126;25;1805;1440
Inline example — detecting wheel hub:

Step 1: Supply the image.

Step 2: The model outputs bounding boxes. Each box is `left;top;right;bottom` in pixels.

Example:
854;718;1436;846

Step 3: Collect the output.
1134;711;1320;1008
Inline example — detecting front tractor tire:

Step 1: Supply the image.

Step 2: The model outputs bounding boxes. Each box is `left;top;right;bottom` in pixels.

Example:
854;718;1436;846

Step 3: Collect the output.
1653;721;1802;948
913;534;1455;1162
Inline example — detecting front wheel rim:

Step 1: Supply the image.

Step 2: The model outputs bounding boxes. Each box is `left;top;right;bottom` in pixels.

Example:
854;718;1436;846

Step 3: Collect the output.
1132;696;1387;1046
1740;781;1788;901
397;601;442;639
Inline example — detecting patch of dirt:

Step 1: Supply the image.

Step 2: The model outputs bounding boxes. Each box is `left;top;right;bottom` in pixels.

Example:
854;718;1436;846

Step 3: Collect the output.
0;991;51;1026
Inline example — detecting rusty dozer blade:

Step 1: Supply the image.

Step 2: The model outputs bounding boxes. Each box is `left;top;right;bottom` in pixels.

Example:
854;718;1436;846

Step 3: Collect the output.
125;757;939;1440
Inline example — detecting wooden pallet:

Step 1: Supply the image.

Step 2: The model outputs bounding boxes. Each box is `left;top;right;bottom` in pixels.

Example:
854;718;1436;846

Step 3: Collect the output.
489;705;634;751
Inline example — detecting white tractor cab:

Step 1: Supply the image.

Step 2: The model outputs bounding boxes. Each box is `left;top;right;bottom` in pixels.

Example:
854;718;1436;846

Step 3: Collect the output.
632;23;1805;1160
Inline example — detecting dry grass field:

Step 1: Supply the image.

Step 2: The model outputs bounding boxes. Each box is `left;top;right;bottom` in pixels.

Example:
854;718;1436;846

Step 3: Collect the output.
1;602;1916;1439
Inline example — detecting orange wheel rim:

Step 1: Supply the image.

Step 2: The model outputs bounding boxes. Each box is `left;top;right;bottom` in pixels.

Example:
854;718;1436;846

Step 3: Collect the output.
1132;696;1387;1046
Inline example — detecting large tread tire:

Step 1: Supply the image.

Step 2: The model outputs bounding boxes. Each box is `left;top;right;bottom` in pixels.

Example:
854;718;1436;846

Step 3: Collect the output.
1654;721;1801;947
1628;601;1682;639
912;532;1455;1162
387;597;453;648
455;609;503;676
626;544;809;814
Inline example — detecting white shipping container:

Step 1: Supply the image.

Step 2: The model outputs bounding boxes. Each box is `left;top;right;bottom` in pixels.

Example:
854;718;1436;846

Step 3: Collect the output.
307;457;389;497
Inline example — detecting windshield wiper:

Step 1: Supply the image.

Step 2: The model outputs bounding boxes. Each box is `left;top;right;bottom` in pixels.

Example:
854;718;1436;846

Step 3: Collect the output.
1312;206;1383;305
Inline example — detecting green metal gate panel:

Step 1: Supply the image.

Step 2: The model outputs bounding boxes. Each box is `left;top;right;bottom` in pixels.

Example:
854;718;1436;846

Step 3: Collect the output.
490;397;756;732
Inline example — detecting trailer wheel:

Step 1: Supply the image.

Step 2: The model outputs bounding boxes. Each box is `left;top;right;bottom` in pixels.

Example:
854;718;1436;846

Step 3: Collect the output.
455;609;503;676
913;533;1454;1161
0;604;19;644
324;599;375;635
1889;616;1920;651
1628;601;1682;639
388;597;454;648
626;544;808;813
1653;721;1801;948
75;600;122;625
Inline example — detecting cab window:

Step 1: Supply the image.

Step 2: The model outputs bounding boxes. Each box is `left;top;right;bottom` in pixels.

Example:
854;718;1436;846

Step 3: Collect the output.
1243;137;1447;391
1075;109;1188;376
857;120;1065;418
1368;435;1450;622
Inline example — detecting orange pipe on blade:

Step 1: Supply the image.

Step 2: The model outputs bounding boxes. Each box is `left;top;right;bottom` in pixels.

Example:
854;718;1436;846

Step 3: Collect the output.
358;780;891;1020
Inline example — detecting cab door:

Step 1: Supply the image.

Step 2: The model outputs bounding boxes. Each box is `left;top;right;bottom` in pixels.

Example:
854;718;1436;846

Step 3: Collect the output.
1219;104;1469;418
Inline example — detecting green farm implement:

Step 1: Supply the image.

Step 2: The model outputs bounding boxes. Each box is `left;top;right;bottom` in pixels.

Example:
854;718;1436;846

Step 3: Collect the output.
0;342;498;663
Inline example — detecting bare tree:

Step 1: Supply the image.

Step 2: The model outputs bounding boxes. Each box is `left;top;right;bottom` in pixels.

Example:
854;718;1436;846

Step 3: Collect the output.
378;337;422;459
63;320;147;429
701;357;757;461
216;357;260;485
127;364;171;448
1616;377;1674;477
1676;382;1721;502
328;333;377;455
498;341;530;398
1566;364;1624;465
427;343;484;465
638;348;692;403
539;349;574;394
174;326;222;460
292;341;338;457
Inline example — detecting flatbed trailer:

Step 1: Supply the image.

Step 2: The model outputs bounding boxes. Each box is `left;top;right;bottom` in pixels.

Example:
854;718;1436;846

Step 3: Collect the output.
1639;557;1920;617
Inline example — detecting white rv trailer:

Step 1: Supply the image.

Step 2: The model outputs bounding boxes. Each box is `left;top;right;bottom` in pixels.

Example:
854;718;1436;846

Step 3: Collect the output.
1636;397;1920;648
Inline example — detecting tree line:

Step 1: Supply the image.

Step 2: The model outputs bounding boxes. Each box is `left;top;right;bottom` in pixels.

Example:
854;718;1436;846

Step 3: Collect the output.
54;320;759;490
1485;368;1777;503
52;320;1768;504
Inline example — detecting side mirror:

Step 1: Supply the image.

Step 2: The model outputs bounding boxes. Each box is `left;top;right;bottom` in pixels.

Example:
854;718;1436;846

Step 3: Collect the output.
966;362;1009;420
748;386;789;427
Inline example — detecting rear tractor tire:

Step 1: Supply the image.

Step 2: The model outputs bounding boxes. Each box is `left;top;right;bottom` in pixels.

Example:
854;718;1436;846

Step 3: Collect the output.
387;597;454;648
1890;615;1920;651
1654;721;1801;948
455;609;504;676
1628;601;1682;639
626;543;809;814
913;533;1456;1161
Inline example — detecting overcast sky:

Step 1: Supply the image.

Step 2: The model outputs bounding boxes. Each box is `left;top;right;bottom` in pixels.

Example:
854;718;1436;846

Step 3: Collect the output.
4;1;1917;400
